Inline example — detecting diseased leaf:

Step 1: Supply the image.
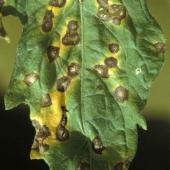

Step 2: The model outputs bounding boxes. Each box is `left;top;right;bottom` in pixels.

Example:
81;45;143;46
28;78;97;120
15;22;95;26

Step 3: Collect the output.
2;0;165;170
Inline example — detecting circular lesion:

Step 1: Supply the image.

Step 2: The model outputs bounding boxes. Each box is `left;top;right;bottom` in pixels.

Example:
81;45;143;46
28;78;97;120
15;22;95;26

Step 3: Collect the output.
62;20;80;46
114;86;129;103
96;0;127;25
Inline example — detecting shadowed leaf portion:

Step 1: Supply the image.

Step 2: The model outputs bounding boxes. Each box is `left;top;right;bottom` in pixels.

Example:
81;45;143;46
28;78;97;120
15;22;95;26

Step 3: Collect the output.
3;0;165;170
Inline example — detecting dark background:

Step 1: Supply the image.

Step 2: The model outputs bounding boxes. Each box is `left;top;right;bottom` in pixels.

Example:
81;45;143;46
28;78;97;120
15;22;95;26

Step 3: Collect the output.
0;94;170;170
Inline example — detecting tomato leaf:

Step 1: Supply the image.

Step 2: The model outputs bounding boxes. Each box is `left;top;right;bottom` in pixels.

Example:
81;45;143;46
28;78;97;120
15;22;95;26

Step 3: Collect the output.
3;0;165;169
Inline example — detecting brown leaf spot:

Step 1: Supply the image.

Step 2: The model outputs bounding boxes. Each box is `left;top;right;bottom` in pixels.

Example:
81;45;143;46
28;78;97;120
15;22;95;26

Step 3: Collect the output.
56;76;71;92
94;65;109;78
24;73;39;86
56;125;69;141
49;0;66;7
67;20;79;31
108;43;119;53
41;93;52;107
47;45;60;62
36;125;51;142
92;136;104;154
41;10;54;33
97;7;110;21
114;86;129;102
62;32;80;46
62;20;80;46
61;106;68;126
104;57;118;68
68;63;81;77
109;4;126;20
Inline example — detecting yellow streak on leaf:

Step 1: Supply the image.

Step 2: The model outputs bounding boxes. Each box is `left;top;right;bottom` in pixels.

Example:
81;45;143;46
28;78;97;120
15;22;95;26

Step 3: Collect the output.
30;91;65;159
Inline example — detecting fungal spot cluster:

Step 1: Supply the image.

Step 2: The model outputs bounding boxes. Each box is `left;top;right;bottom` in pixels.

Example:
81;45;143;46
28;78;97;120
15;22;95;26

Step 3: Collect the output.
77;160;90;170
62;20;80;46
94;43;119;78
56;62;80;92
97;0;126;25
31;120;51;152
42;0;66;33
45;20;80;63
92;136;105;154
56;106;69;141
24;73;39;86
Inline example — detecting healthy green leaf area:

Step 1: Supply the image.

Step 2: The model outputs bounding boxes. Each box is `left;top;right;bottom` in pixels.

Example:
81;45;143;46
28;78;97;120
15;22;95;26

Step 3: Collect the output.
1;0;165;170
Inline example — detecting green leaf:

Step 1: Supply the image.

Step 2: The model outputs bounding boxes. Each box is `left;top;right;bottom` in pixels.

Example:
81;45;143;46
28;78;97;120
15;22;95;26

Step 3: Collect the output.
3;0;165;170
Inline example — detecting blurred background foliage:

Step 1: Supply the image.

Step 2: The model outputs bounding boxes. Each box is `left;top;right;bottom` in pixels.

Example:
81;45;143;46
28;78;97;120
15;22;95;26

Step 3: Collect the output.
0;0;169;118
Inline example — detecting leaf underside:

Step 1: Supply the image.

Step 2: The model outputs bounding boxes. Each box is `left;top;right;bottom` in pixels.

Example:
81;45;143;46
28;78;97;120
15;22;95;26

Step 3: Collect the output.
1;0;165;170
